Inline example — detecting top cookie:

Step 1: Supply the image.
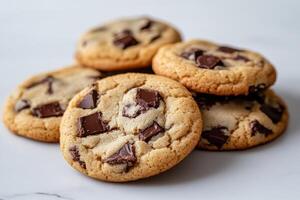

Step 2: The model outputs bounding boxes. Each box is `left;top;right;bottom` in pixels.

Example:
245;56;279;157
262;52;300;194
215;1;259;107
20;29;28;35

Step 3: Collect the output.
153;40;276;96
3;65;102;142
76;16;181;71
60;73;202;182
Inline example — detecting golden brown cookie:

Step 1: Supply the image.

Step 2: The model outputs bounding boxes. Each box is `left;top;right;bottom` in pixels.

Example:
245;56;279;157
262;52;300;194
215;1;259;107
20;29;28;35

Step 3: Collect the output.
153;40;276;96
193;89;288;150
60;73;202;182
3;65;102;142
76;16;181;71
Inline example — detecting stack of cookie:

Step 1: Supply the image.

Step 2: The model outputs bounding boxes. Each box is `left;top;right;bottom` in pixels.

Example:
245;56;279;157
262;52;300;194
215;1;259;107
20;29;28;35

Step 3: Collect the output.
3;16;288;182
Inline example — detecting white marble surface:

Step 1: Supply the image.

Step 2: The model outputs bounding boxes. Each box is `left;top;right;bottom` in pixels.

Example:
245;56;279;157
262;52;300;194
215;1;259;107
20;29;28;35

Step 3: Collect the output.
1;0;300;199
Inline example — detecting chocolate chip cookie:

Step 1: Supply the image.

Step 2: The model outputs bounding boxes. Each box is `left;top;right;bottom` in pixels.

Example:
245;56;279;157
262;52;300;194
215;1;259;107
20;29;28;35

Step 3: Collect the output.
3;65;102;142
153;40;276;95
76;16;181;71
60;73;202;182
193;89;288;150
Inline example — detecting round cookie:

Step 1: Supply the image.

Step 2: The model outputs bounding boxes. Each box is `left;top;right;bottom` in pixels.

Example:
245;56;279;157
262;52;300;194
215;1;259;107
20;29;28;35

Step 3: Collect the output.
60;73;202;182
193;89;288;150
76;16;181;71
3;65;102;142
153;40;276;96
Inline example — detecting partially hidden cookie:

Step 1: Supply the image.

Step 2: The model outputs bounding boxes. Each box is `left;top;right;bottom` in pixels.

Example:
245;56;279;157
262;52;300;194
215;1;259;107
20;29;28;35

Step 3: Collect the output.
153;40;276;95
193;89;288;150
60;73;202;182
3;65;102;142
76;16;181;71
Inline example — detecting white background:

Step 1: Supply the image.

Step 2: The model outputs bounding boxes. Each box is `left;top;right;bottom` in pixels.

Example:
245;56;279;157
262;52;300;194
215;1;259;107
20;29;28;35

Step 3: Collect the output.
1;0;300;199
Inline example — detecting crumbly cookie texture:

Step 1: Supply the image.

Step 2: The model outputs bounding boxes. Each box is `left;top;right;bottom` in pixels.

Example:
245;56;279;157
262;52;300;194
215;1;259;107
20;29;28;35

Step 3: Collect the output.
153;40;276;96
60;73;202;182
76;16;181;71
3;65;102;142
194;89;288;150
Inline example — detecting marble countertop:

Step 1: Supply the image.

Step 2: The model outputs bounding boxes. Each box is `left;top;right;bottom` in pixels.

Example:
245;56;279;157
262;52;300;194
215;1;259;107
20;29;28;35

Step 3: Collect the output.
1;0;300;199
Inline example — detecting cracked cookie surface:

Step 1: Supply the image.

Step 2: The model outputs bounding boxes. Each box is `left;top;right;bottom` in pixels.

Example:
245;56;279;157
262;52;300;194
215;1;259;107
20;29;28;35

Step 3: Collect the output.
3;65;102;142
194;89;288;150
76;16;181;71
60;73;202;182
153;40;276;95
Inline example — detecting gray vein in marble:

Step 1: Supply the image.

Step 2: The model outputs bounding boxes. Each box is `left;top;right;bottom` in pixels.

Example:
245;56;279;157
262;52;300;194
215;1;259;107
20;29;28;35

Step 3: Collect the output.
0;192;73;200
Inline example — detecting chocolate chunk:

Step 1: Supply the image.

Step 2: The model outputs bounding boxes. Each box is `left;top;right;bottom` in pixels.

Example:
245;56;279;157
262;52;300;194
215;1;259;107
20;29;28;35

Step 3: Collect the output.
26;75;56;94
234;55;250;62
193;93;231;110
136;88;161;110
150;34;161;42
140;19;153;31
105;143;136;170
260;104;284;124
218;46;241;53
15;99;31;112
201;126;229;149
196;55;225;69
249;84;266;94
139;122;164;142
69;146;86;169
113;30;139;49
180;48;204;61
32;102;64;118
78;90;99;109
78;112;109;137
250;120;272;137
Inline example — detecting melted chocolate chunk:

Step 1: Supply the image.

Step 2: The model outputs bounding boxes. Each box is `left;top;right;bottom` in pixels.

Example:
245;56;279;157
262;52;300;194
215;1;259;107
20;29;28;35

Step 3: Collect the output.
196;55;225;69
78;112;109;137
136;88;161;110
249;84;266;94
201;126;229;149
250;120;272;137
15;99;31;112
260;104;284;124
180;48;204;61
218;46;241;53
69;146;86;169
26;75;56;94
78;90;99;109
32;102;64;118
139;122;164;142
234;55;250;62
105;143;136;171
140;19;153;30
113;30;139;49
150;34;161;42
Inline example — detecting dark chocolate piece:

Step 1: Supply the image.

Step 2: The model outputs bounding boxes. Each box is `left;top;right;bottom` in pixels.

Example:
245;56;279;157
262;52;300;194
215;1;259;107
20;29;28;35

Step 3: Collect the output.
196;55;225;69
201;126;229;149
32;102;64;118
113;30;139;49
78;90;99;109
218;46;241;53
250;120;272;136
78;112;109;137
105;143;136;171
136;88;161;110
69;146;86;169
180;48;204;61
139;122;164;142
260;104;284;124
140;19;153;30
